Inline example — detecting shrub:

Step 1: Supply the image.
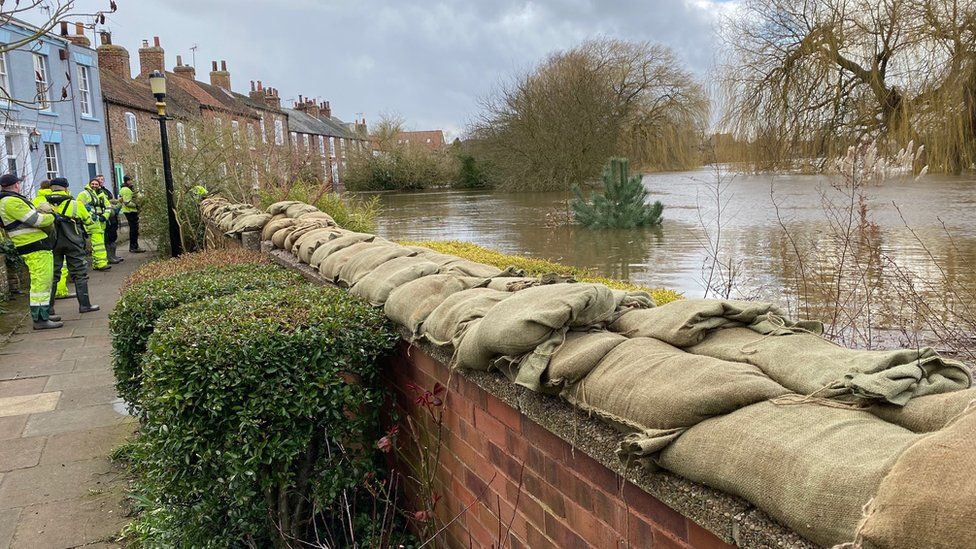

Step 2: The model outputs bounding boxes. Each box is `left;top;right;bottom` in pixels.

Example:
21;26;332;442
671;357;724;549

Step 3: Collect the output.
571;158;664;228
126;285;398;547
399;239;682;305
452;154;492;189
343;145;460;191
259;179;380;233
122;249;270;291
110;262;305;412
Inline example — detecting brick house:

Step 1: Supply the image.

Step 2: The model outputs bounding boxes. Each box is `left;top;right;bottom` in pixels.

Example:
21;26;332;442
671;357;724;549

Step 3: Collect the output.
384;129;446;152
0;20;111;197
285;97;370;190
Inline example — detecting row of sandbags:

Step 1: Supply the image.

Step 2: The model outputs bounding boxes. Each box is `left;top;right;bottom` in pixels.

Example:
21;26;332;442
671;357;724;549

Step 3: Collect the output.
200;196;272;236
207;200;976;548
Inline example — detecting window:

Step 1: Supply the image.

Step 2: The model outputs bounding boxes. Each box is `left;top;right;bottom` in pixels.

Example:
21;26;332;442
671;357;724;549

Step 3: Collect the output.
190;126;199;147
259;115;267;144
0;52;10;103
426;138;432;144
44;143;60;179
4;136;18;176
303;133;310;152
77;65;92;116
274;119;284;145
33;54;50;111
318;136;326;156
232;120;241;149
246;123;255;147
328;137;336;157
214;117;223;135
85;145;98;180
176;122;186;148
124;112;138;142
290;131;297;148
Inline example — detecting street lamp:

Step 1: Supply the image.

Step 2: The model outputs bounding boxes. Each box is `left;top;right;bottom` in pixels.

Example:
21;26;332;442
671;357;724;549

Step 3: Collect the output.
149;70;182;256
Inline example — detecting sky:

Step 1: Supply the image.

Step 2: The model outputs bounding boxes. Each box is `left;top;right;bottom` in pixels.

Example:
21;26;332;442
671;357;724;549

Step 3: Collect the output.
49;0;733;139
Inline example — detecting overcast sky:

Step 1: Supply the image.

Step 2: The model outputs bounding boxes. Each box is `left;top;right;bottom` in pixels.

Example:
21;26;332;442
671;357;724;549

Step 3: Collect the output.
58;0;732;139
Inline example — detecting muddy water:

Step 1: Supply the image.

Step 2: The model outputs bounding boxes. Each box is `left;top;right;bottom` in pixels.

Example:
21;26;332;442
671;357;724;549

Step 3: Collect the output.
369;169;976;312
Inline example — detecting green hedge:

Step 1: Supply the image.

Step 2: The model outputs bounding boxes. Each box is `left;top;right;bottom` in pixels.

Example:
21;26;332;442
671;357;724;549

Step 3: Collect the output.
110;262;305;412
124;285;398;547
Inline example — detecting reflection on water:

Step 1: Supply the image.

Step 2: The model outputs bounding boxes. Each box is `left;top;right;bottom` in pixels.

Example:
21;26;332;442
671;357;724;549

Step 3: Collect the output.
368;169;976;327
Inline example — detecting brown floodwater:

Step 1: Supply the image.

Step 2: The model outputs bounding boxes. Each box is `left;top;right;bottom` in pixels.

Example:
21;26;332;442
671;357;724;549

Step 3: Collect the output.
367;169;976;327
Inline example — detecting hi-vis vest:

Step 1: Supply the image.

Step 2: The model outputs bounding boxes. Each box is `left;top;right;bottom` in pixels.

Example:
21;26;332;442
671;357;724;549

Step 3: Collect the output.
0;191;53;252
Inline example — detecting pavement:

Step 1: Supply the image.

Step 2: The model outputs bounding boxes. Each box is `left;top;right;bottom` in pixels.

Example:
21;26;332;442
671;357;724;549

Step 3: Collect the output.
0;247;151;549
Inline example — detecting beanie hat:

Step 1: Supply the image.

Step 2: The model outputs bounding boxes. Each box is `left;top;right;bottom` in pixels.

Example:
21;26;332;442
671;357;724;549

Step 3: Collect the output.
0;174;22;187
50;177;69;189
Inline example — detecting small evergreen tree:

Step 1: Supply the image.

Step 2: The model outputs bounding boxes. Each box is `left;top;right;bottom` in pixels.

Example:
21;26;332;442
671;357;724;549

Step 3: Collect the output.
571;158;663;228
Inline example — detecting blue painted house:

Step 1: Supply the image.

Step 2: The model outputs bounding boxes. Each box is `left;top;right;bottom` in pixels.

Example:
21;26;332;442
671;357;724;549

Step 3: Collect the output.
0;20;110;197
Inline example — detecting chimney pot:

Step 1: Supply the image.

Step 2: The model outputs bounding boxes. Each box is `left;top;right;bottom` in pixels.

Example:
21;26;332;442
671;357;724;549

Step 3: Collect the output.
212;60;218;71
221;60;227;71
99;31;111;45
60;22;68;36
153;36;160;47
210;60;231;89
75;22;85;35
142;39;149;48
176;55;183;66
257;80;263;90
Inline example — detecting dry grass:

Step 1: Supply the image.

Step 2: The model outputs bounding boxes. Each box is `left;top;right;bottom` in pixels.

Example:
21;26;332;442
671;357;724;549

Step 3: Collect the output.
400;239;683;305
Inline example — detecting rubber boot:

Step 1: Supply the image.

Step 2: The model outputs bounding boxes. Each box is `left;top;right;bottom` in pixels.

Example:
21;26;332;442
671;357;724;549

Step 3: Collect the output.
107;242;124;264
47;288;61;322
76;281;101;313
31;306;63;330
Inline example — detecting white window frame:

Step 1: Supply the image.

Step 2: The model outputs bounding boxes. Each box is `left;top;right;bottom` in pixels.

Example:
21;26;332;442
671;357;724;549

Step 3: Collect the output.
77;64;92;116
176;122;186;148
318;135;326;156
33;54;50;111
260;115;267;144
290;131;297;148
246;123;256;148
303;133;310;152
232;120;241;149
44;143;60;179
85;144;98;179
274;119;284;146
0;52;10;104
125;112;138;142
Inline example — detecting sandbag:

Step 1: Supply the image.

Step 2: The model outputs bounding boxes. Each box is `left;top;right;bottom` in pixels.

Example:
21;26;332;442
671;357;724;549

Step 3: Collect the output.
271;225;297;249
646;402;920;548
318;241;391;283
438;259;505;278
261;217;296;241
285;220;336;252
297;211;336;225
609;299;823;348
867;386;976;432
532;330;627;393
308;233;378;269
853;404;976;549
454;283;651;390
687;327;972;405
284;202;319;218
385;275;489;339
566;337;789;431
422;288;513;347
266;200;302;216
338;244;418;287
485;274;576;292
349;256;440;306
228;212;271;235
295;228;347;264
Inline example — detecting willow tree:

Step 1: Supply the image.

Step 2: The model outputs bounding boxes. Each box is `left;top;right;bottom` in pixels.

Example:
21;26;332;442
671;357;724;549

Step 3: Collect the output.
722;0;976;173
472;39;708;191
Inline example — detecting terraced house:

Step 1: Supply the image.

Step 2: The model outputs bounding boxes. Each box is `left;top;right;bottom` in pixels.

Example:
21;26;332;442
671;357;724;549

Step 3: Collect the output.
96;31;368;194
0;21;110;197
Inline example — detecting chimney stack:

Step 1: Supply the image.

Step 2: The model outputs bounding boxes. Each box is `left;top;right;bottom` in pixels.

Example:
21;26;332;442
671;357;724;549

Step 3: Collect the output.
209;59;231;90
173;54;195;80
321;100;332;119
295;96;320;118
263;87;281;109
66;22;91;47
249;80;265;101
97;31;131;78
138;36;165;76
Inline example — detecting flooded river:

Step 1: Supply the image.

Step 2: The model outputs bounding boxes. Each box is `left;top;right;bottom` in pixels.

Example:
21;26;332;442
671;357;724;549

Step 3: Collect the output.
371;168;976;304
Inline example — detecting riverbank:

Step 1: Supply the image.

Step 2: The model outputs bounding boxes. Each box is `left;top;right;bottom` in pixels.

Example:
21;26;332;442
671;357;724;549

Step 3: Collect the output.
0;249;150;548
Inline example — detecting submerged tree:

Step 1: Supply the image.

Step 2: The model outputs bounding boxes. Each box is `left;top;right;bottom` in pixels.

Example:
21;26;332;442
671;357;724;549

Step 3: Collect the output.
571;158;663;229
472;39;708;191
722;0;976;173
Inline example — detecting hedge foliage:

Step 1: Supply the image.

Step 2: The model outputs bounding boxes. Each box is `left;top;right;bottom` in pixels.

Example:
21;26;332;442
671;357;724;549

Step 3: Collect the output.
400;239;683;305
121;248;271;291
124;285;398;547
110;262;304;412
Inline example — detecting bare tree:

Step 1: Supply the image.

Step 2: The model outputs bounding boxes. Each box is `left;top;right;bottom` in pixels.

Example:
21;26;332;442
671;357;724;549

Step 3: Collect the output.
472;38;708;191
721;0;976;173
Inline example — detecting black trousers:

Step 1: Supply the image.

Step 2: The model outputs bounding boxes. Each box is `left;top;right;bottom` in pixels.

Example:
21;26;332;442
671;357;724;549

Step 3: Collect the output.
124;212;140;250
105;213;119;245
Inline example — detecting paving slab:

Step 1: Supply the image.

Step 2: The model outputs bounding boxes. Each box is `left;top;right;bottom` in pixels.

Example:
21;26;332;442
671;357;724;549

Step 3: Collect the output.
0;508;20;548
9;487;127;549
55;385;122;410
0;378;47;398
23;403;134;437
0;392;60;418
0;416;26;440
44;370;116;392
0;458;118;509
0;359;76;381
40;424;137;466
0;436;45;472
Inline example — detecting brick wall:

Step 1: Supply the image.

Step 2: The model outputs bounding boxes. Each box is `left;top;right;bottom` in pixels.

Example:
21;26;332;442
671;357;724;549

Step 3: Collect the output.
385;341;735;549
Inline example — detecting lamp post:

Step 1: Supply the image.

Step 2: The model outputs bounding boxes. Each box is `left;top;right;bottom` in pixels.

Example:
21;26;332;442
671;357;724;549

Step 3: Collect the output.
149;70;182;256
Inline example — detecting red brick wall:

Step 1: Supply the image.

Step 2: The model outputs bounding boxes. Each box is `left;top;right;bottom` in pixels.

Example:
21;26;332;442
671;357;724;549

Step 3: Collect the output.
385;342;735;549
